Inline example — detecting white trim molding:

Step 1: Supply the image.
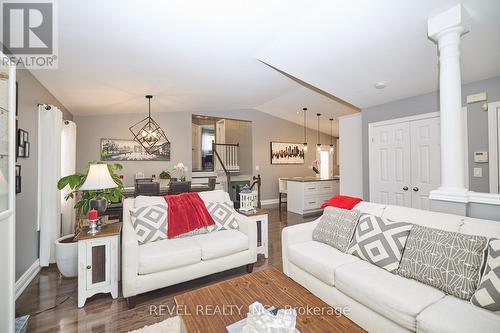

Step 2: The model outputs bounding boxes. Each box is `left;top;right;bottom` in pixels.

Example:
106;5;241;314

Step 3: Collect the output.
429;189;469;203
468;192;500;205
15;259;40;300
430;190;500;206
488;101;500;194
261;198;279;206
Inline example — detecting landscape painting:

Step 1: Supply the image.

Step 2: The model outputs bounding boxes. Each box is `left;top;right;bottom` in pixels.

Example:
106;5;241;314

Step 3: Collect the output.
100;138;170;161
270;141;305;165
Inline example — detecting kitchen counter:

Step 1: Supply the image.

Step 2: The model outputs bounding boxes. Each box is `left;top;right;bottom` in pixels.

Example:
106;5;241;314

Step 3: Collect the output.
286;177;340;215
285;176;340;182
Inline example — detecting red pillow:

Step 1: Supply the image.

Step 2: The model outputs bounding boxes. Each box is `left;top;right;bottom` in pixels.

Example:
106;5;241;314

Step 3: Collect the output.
321;195;362;210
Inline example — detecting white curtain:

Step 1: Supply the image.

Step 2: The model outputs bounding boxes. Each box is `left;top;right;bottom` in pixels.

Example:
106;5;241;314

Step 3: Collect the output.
38;105;62;266
60;120;76;236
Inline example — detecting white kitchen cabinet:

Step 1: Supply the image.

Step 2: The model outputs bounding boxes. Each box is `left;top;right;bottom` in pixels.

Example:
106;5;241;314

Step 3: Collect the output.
287;178;339;215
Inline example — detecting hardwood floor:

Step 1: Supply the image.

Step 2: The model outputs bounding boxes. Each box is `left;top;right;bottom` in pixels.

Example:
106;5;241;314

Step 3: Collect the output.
16;207;321;333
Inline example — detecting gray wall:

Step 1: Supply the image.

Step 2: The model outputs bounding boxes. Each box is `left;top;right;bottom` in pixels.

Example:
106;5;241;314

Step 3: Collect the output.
362;76;500;200
75;112;192;185
75;109;336;201
16;70;72;280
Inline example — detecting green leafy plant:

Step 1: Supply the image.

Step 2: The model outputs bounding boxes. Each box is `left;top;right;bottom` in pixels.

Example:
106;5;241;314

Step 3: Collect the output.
159;170;171;179
57;162;124;237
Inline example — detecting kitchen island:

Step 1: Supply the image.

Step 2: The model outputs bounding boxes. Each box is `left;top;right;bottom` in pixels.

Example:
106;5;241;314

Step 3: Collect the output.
286;177;340;215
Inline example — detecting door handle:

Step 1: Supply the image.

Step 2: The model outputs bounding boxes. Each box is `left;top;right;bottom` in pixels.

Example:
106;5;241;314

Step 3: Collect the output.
413;187;419;192
403;186;408;191
86;265;92;270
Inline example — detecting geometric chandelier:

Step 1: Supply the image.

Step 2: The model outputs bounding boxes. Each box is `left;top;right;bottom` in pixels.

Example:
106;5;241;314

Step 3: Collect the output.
129;95;170;155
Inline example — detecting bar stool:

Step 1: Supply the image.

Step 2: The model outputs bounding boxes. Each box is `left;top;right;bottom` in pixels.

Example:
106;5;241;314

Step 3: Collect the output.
278;178;287;213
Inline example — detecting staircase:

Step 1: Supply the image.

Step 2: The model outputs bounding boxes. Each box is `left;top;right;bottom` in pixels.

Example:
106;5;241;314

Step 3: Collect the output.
191;170;223;190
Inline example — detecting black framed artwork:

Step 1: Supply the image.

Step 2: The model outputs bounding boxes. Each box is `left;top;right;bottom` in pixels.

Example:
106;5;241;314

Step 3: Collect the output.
15;165;21;194
17;129;30;158
270;141;305;165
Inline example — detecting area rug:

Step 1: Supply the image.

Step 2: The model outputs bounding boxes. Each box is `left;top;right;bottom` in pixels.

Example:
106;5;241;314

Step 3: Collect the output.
128;316;180;333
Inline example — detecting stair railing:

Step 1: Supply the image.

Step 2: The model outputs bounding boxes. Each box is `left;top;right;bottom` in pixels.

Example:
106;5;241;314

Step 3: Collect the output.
212;142;239;192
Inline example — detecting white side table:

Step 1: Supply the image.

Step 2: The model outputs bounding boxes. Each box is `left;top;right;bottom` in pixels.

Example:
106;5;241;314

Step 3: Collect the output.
75;223;121;308
238;209;269;258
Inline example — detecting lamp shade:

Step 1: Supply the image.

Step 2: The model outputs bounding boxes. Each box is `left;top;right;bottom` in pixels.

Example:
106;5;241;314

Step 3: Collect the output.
79;164;117;191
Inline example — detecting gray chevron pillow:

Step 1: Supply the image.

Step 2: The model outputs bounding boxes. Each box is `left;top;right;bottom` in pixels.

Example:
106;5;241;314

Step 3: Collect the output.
313;207;361;252
471;239;500;313
205;201;239;232
348;214;413;272
129;204;168;245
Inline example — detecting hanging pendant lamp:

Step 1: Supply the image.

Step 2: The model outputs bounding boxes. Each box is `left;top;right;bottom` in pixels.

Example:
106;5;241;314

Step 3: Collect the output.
129;95;170;154
302;107;308;152
329;118;334;152
316;113;321;151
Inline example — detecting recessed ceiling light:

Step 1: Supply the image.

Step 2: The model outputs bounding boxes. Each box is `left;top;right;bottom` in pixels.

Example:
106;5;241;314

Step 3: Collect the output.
374;81;388;89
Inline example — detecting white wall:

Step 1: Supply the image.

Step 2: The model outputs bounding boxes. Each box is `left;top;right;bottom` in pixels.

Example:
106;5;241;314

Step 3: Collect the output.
339;113;363;198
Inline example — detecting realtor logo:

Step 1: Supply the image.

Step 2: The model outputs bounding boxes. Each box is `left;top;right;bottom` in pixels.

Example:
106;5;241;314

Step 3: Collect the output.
1;0;58;68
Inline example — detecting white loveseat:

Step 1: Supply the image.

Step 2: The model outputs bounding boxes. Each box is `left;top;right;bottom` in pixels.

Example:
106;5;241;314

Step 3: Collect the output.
282;202;500;333
122;190;257;308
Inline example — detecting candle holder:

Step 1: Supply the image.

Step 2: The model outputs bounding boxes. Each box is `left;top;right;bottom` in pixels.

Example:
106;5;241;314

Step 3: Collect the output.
87;219;99;235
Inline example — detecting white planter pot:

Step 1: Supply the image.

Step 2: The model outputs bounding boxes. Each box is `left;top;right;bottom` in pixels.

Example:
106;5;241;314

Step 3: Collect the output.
55;234;78;278
159;179;170;187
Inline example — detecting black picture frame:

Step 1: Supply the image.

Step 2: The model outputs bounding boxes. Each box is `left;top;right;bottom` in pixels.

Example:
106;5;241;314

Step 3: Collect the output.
270;141;305;165
15;165;21;194
16;128;30;158
15;82;18;116
24;142;30;157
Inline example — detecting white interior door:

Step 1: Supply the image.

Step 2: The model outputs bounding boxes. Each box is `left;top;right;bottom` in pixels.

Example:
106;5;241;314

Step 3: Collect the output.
216;119;225;144
410;117;441;209
371;122;412;207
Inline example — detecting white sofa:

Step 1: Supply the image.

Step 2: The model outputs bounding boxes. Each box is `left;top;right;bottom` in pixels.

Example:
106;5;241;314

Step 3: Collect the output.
282;202;500;333
122;190;257;308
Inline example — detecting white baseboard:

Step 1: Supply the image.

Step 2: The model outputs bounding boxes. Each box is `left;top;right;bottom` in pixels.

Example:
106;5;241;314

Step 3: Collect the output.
261;198;279;206
15;259;40;300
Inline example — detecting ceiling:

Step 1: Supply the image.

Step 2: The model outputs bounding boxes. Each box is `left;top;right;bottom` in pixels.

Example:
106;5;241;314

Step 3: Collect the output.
30;0;500;136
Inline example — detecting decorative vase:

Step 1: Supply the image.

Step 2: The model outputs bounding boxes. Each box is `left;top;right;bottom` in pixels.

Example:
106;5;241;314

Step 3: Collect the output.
159;178;170;187
55;234;78;278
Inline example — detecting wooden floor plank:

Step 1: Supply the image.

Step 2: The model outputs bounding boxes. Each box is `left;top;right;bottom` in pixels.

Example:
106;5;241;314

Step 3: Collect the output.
16;208;324;332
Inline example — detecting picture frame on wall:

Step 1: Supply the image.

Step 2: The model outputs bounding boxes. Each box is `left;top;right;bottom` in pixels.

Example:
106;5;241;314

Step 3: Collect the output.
100;138;171;161
270;141;305;165
15;165;21;194
17;128;30;158
24;142;30;157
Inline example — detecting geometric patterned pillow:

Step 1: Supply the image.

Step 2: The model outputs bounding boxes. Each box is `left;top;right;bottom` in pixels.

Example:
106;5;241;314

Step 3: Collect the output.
205;201;239;232
312;207;361;252
347;214;413;272
471;239;500;313
398;225;488;300
129;204;168;245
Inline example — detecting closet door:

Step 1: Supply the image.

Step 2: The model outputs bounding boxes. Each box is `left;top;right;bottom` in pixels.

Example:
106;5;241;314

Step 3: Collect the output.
371;122;412;207
410;117;441;210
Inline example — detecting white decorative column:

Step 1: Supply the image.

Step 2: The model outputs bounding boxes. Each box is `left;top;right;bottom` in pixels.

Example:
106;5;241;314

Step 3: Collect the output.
428;5;470;211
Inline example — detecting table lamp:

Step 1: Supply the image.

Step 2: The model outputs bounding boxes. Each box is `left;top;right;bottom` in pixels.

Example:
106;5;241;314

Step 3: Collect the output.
79;164;118;217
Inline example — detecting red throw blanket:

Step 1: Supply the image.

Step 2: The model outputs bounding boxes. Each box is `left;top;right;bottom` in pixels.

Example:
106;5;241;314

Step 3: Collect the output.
163;192;214;239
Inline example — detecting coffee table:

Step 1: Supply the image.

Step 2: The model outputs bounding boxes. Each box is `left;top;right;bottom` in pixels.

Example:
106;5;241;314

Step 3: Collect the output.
174;268;365;332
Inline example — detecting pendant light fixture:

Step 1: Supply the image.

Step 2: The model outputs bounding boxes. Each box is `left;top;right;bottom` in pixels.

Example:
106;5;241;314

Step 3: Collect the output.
129;95;170;154
316;113;321;151
302;107;308;152
329;118;334;152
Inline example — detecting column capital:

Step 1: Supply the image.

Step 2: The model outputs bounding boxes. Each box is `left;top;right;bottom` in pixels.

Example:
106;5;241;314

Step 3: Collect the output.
427;4;470;42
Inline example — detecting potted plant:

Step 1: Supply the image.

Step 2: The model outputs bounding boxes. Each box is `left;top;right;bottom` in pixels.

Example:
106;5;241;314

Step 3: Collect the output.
173;162;188;181
159;170;171;187
55;162;123;277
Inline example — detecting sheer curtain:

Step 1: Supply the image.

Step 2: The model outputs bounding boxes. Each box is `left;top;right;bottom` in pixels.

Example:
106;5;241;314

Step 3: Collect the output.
60;120;76;236
38;105;62;266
